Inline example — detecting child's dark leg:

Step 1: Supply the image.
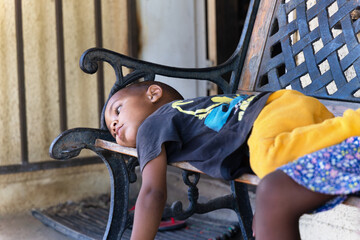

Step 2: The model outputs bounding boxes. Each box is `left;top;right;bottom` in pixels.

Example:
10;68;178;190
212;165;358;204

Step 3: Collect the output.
253;170;333;240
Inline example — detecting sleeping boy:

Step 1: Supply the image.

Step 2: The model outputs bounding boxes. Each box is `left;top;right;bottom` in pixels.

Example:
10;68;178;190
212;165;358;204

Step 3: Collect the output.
104;80;360;240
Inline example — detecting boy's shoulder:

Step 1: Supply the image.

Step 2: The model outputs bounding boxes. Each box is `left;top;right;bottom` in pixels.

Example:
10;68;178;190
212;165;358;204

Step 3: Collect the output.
145;92;259;122
170;93;250;109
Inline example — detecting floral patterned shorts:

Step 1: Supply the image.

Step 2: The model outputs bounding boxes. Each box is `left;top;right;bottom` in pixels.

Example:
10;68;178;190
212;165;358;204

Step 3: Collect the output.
278;136;360;213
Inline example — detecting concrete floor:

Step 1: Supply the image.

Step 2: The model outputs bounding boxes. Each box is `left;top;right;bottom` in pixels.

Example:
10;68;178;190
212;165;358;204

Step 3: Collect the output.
1;169;359;240
0;213;71;240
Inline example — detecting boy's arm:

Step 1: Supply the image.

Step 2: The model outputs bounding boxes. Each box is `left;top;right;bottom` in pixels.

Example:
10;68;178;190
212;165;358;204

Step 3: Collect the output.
131;145;167;240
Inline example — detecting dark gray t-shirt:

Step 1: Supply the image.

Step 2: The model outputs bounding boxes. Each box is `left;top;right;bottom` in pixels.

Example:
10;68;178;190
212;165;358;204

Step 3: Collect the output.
136;92;270;180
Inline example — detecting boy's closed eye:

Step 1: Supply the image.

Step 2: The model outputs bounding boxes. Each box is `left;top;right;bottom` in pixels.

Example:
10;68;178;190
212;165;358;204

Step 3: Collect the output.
116;106;122;114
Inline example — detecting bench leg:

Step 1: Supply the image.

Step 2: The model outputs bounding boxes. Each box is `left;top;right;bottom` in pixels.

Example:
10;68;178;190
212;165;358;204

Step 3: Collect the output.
97;150;131;240
231;181;254;240
49;128;134;239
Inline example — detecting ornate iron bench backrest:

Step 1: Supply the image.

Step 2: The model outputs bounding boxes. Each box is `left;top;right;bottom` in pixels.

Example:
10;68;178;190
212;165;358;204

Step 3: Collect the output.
80;0;360;131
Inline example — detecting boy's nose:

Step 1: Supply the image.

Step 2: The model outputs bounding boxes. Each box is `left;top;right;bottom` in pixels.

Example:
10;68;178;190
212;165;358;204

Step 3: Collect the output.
110;120;118;133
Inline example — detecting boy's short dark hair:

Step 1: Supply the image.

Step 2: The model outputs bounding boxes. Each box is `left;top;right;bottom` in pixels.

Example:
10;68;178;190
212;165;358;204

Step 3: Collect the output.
101;81;183;130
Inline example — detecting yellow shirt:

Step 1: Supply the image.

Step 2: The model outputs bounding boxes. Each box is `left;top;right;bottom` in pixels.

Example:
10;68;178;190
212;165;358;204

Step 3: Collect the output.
248;89;360;178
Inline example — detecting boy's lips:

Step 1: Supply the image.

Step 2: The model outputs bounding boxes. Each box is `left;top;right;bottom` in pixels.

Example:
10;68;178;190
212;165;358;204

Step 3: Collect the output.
115;125;124;139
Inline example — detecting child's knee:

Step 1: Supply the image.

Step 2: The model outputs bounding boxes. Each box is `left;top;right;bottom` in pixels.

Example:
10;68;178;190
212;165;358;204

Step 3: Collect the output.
257;171;282;202
256;170;294;208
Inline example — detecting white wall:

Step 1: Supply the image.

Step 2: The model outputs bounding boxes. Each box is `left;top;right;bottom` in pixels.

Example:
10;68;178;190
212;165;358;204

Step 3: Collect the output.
137;0;208;99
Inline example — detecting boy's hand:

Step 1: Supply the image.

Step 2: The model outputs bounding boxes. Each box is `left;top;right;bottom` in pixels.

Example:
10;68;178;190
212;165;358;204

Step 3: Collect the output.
131;145;167;240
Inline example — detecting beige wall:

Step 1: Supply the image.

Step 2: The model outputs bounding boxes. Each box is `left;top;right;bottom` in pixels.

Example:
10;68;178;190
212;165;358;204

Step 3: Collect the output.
0;1;21;166
0;0;128;215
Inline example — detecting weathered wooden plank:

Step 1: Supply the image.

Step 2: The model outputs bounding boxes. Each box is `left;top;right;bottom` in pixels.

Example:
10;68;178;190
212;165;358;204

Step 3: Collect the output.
95;139;137;157
238;0;277;91
319;99;360;117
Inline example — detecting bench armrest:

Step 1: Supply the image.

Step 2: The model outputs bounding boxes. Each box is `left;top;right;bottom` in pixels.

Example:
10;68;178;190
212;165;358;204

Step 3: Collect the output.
49;127;113;160
80;48;237;94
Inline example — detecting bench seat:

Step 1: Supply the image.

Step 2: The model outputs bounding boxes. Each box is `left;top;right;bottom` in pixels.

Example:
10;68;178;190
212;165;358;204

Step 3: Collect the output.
94;138;360;208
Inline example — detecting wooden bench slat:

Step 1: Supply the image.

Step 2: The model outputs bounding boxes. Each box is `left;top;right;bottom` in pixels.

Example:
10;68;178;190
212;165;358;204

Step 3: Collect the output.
95;139;360;203
95;139;138;157
95;139;261;185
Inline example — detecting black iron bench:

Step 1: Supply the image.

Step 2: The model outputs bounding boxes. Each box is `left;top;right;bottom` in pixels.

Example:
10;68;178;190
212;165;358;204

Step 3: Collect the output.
49;0;360;239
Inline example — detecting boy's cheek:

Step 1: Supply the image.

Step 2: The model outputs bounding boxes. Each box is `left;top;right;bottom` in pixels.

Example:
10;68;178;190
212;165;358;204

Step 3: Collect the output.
116;132;136;148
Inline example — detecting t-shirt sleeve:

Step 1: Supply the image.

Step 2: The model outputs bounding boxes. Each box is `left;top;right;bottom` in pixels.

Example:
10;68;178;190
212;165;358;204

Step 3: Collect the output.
136;113;182;171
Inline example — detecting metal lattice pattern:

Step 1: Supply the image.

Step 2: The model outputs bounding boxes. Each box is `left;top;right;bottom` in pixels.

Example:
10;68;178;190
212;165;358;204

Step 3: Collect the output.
256;0;360;102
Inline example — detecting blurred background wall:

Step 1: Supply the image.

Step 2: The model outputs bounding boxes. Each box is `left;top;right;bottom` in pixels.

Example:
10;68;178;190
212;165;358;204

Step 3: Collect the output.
0;0;128;215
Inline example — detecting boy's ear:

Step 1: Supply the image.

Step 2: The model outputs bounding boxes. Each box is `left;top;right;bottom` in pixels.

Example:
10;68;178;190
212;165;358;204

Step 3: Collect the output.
146;84;163;103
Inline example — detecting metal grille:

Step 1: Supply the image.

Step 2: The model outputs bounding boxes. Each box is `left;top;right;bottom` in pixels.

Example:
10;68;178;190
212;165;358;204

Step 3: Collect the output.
256;0;360;102
32;194;241;240
0;0;136;175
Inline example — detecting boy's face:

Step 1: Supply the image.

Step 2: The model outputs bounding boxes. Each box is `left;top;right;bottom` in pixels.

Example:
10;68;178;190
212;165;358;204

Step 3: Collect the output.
104;86;157;147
